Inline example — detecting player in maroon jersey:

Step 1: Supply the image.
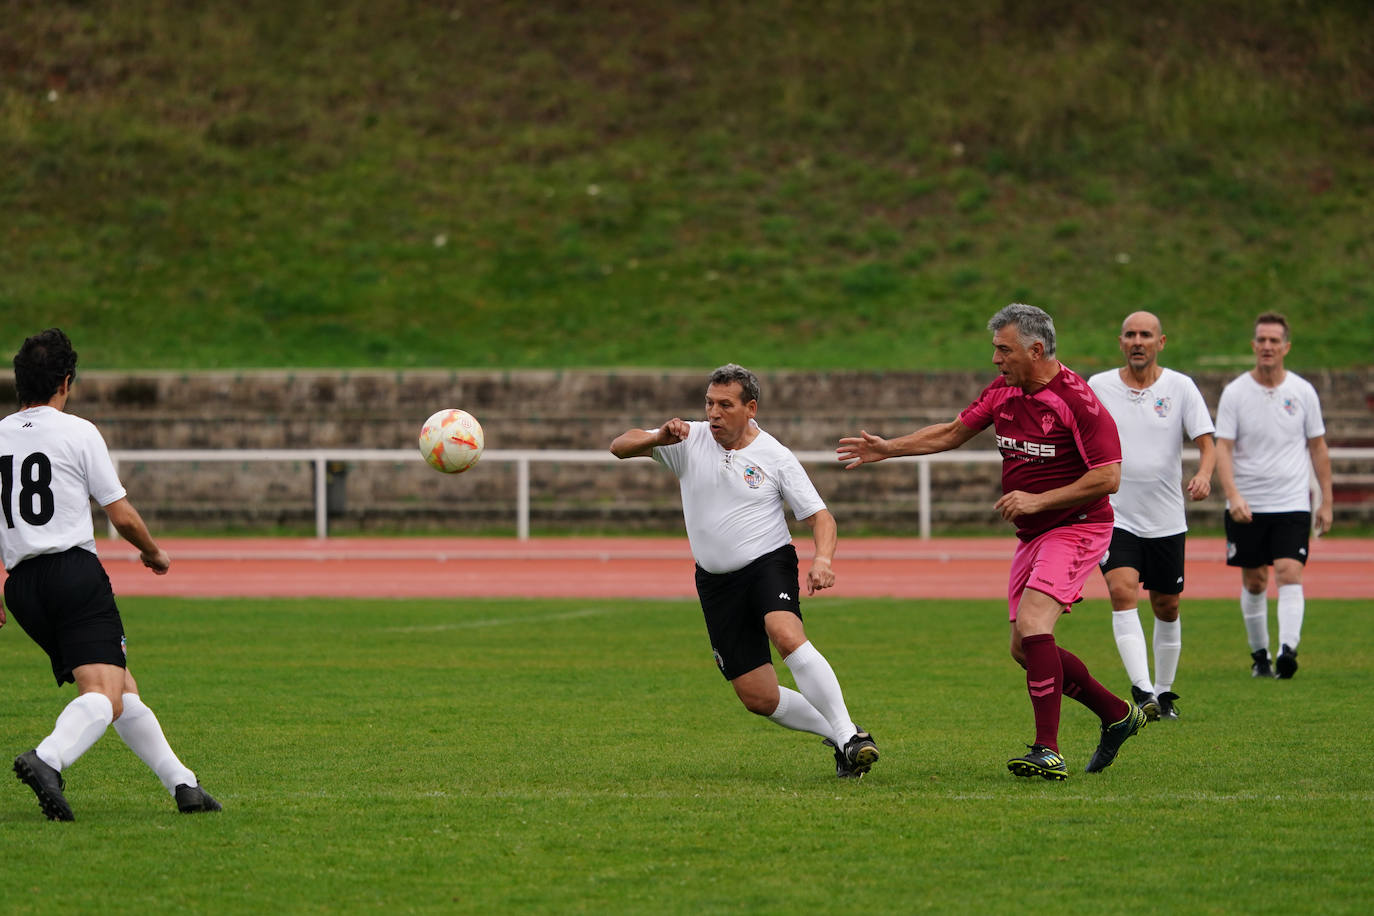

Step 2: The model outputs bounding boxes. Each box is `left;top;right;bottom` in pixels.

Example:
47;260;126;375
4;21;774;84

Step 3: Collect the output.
837;303;1147;779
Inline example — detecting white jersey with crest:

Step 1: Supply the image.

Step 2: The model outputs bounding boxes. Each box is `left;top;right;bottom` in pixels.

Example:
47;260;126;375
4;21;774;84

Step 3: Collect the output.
1088;367;1215;538
0;406;126;570
652;420;826;574
1215;370;1325;513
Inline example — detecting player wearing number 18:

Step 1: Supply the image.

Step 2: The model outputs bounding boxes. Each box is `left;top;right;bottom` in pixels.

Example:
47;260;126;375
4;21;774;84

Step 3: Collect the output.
0;328;221;820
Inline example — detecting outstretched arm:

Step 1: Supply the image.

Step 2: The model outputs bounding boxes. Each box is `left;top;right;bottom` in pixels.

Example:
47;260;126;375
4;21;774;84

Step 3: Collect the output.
102;497;170;575
837;418;978;469
610;419;690;459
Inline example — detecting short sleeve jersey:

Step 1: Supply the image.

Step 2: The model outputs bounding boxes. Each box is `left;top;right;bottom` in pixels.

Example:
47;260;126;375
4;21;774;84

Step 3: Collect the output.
652;420;826;574
0;406;127;570
959;365;1121;541
1215;371;1325;513
1088;367;1215;538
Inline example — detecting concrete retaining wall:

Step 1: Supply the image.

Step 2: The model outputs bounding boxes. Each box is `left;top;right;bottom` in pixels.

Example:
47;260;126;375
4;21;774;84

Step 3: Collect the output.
9;368;1369;534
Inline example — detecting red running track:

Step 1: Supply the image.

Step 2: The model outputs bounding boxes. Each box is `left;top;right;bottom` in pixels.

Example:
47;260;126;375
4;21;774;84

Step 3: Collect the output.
83;536;1373;600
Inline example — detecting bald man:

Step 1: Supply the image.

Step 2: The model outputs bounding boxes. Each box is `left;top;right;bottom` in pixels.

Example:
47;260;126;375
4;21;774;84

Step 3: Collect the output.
1088;312;1216;721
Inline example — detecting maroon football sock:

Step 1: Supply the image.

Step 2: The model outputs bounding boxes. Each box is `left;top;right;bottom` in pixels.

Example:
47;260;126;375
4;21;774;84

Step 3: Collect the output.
1021;633;1062;751
1058;646;1129;723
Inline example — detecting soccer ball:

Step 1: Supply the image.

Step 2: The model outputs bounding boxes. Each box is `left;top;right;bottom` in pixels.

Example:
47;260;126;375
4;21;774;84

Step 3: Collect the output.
418;408;484;474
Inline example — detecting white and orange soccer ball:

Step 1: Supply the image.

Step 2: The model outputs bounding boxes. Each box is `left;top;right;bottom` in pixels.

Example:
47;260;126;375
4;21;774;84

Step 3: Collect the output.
418;408;485;474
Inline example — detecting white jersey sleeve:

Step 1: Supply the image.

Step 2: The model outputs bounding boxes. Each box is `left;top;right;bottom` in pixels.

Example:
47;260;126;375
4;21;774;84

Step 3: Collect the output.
0;406;127;570
653;421;824;573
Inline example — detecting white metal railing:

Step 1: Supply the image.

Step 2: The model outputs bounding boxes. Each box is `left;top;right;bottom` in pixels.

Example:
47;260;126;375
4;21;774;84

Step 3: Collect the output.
109;447;1374;542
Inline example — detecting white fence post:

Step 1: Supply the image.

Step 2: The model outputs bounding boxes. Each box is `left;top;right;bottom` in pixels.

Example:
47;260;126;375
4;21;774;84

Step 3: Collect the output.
517;456;530;542
314;454;328;540
919;459;932;540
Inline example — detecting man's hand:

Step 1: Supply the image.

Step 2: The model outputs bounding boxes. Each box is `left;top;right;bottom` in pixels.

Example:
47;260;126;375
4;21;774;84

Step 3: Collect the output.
658;418;690;446
806;557;835;595
994;490;1043;522
141;549;171;575
1227;497;1253;524
836;431;889;469
1315;503;1334;537
1186;473;1211;501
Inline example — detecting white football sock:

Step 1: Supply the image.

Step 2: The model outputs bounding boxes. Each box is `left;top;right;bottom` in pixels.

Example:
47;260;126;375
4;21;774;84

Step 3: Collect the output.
1277;584;1304;651
36;692;113;771
783;641;858;747
1111;608;1152;692
1241;588;1270;653
1153;617;1182;694
767;686;833;738
113;693;197;794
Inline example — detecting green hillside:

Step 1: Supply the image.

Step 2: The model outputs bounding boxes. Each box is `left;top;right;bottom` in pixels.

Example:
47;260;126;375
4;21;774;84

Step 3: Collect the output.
3;1;1371;372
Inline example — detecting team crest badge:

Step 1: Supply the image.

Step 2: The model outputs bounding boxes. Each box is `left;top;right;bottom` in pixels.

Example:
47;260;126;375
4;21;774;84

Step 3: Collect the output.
1153;396;1172;418
742;464;765;488
1040;414;1054;434
1282;397;1297;416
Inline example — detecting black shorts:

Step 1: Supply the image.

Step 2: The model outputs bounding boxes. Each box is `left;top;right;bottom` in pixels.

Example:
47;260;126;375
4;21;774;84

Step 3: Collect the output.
1224;511;1311;568
3;547;127;686
1099;529;1187;595
694;544;803;681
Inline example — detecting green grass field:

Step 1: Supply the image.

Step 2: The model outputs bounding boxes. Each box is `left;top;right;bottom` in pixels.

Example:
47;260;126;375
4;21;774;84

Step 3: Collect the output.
1;595;1369;913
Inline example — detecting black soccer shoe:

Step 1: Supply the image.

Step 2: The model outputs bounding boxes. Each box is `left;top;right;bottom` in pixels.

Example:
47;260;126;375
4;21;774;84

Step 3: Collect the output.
1157;691;1181;720
175;783;223;813
1130;686;1162;722
822;738;862;779
843;729;880;777
14;750;74;822
1084;703;1148;773
1007;744;1068;781
1251;648;1275;678
1275;644;1299;680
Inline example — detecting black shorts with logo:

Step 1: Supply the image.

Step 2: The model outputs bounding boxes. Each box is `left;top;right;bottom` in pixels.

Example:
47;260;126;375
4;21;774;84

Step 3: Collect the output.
1099;528;1187;595
3;547;127;686
694;544;803;680
1224;510;1311;568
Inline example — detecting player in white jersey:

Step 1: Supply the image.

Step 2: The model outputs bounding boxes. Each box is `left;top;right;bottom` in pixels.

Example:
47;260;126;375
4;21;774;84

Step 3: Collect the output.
1;328;220;820
610;364;879;779
1089;312;1215;721
1215;313;1332;680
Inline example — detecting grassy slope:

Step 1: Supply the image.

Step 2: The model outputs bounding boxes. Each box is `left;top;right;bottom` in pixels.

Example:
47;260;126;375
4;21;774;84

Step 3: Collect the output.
1;1;1371;372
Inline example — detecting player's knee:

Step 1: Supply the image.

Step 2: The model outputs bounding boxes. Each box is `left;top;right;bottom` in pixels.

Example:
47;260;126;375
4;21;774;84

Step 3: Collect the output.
1274;561;1303;587
741;693;776;716
1107;584;1138;606
1148;589;1180;616
733;678;780;716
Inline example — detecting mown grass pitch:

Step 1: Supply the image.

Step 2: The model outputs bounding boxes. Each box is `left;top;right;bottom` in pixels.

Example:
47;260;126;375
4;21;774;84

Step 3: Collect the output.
1;595;1369;913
